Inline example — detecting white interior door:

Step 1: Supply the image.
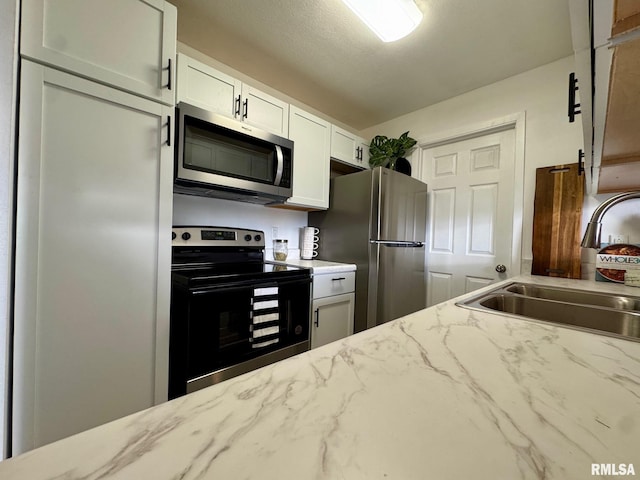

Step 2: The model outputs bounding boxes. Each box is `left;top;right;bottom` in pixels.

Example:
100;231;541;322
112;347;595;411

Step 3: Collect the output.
420;128;517;306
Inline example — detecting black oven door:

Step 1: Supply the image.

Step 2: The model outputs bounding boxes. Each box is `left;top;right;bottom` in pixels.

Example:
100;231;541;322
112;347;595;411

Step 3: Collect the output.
169;275;311;399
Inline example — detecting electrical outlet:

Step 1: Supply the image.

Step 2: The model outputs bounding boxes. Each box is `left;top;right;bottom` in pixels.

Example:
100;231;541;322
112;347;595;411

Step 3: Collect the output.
609;234;628;244
271;227;278;239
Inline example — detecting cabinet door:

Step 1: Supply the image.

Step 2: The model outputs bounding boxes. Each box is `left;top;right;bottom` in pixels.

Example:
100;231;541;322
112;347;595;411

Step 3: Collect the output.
13;61;173;454
21;0;177;105
359;139;371;169
176;53;241;118
242;84;289;137
330;125;358;165
311;293;355;349
286;106;330;209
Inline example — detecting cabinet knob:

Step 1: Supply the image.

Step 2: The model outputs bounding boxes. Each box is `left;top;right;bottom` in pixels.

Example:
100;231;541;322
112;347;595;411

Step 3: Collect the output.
495;264;507;273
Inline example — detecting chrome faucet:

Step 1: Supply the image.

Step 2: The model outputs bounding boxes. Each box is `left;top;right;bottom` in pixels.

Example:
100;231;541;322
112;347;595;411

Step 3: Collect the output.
581;191;640;248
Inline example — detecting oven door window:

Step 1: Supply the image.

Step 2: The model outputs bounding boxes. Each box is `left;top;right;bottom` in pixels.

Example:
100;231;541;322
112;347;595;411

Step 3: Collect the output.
185;279;309;380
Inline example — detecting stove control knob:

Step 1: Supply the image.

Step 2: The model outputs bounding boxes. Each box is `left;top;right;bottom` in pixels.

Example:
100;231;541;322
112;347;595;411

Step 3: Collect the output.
172;231;176;240
254;234;262;242
244;234;252;242
182;232;191;241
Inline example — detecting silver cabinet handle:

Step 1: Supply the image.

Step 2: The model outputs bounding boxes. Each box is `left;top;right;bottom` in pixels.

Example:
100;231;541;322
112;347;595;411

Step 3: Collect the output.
314;308;319;327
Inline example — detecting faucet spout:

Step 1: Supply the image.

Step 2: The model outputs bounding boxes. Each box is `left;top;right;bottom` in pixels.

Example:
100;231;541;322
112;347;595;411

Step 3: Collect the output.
581;191;640;248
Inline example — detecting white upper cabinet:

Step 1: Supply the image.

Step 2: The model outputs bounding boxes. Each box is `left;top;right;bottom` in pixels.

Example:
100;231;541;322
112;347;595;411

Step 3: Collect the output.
241;84;289;137
177;53;289;137
21;0;177;106
285;106;331;209
359;139;371;169
330;125;369;169
176;54;241;118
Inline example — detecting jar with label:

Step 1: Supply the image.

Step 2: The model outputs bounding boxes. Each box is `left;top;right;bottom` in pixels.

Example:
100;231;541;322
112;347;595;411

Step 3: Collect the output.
273;239;288;261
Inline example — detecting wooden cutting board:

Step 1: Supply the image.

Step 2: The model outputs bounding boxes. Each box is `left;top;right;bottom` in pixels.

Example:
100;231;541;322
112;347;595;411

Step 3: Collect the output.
531;163;584;279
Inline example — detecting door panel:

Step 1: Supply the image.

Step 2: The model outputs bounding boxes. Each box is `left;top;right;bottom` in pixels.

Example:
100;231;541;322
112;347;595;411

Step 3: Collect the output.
176;54;241;117
13;62;173;453
22;0;176;105
242;85;289;137
311;293;355;349
286;106;330;208
421;128;516;306
376;168;428;242
375;244;426;325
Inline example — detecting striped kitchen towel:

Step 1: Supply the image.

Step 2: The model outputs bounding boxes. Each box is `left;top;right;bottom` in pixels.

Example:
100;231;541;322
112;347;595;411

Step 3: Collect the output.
251;286;280;348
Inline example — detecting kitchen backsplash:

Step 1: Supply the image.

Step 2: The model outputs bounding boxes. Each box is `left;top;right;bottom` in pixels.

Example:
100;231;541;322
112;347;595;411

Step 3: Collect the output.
173;194;308;254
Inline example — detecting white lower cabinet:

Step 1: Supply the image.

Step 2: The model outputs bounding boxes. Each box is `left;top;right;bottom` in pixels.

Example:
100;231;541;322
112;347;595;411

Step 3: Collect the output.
311;272;355;349
13;61;173;454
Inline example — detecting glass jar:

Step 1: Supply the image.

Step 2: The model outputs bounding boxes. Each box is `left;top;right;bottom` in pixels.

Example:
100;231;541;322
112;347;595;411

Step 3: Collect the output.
273;239;288;261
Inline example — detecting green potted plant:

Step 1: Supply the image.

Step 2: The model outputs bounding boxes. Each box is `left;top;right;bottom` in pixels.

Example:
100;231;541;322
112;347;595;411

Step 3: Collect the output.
368;131;417;169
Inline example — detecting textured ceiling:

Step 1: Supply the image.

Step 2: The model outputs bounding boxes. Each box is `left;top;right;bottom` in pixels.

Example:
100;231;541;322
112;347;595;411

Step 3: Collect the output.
167;0;574;130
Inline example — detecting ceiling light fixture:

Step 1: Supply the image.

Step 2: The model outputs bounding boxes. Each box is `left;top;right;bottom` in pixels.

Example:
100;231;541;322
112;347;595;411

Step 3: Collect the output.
342;0;423;43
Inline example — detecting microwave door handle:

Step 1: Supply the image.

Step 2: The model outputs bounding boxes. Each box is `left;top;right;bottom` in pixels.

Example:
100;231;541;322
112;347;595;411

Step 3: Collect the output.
274;145;284;186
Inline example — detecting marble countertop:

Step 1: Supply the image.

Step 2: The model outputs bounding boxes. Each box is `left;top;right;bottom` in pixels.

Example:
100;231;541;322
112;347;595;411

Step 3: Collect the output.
2;275;639;479
267;258;356;274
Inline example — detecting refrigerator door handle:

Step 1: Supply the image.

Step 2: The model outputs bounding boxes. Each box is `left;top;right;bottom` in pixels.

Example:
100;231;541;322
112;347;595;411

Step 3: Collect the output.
369;240;424;248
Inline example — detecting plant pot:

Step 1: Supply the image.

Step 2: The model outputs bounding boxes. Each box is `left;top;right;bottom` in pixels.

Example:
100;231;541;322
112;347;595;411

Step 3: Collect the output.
394;157;412;176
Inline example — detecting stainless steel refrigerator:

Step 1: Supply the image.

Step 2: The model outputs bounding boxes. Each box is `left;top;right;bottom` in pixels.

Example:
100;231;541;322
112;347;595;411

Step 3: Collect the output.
309;167;428;333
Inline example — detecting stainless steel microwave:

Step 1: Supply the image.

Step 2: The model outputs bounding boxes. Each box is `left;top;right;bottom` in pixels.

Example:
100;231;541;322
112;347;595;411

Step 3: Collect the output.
174;102;294;204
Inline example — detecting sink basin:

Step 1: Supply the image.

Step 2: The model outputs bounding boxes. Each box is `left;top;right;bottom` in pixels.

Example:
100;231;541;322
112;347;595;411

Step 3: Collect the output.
457;282;640;342
505;283;640;311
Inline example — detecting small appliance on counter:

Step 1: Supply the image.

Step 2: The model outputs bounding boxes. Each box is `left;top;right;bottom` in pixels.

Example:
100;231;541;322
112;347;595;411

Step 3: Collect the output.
169;226;311;399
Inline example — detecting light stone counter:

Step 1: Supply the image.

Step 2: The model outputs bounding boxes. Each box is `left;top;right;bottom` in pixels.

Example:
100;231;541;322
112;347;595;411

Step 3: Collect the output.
1;275;639;479
267;258;356;274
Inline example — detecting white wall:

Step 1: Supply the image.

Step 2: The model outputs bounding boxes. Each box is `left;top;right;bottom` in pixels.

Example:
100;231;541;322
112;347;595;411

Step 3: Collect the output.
173;194;308;258
361;56;586;268
0;0;19;459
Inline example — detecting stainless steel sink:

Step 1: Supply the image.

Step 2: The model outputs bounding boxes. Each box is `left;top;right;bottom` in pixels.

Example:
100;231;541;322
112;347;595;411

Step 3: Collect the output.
504;283;640;311
457;282;640;342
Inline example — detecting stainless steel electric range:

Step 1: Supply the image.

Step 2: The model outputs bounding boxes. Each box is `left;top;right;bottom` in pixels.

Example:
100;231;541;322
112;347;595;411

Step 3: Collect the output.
169;226;311;399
